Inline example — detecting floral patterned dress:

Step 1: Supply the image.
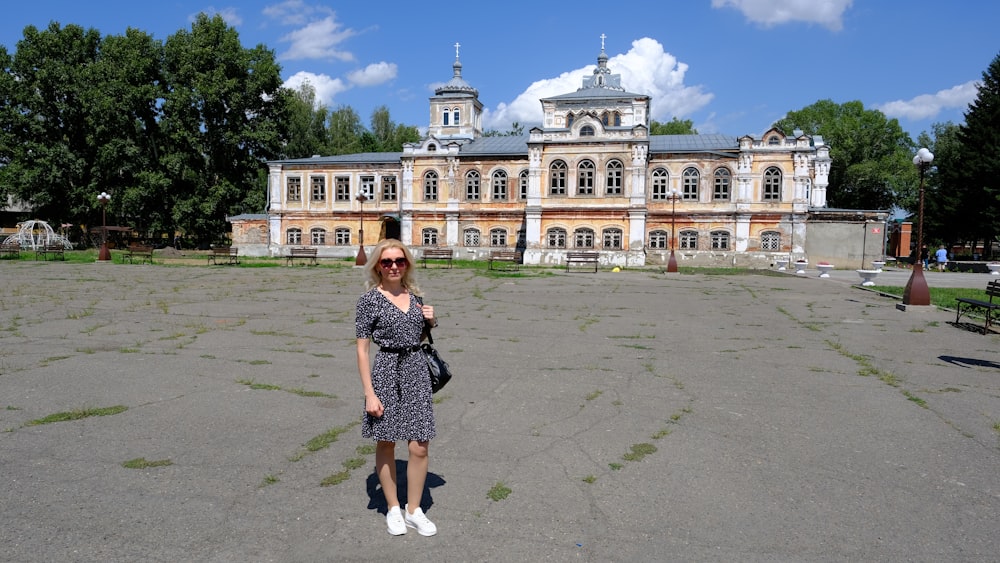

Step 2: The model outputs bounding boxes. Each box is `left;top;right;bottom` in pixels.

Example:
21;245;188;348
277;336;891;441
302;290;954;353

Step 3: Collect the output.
356;288;435;442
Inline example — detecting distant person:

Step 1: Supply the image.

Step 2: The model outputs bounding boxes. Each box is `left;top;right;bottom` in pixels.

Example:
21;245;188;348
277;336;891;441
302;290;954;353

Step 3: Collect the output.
935;245;948;272
174;235;181;250
356;239;440;537
921;245;929;269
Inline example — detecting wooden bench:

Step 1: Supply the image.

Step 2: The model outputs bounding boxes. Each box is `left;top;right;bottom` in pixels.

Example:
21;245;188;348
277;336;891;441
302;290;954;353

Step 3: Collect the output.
34;244;66;261
208;246;240;265
1;242;20;259
286;246;318;266
421;248;453;269
124;245;154;264
955;279;1000;334
566;251;599;272
488;250;522;271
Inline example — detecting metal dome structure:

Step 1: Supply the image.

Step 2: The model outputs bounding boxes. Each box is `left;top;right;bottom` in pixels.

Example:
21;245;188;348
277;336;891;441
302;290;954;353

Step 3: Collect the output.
2;220;73;250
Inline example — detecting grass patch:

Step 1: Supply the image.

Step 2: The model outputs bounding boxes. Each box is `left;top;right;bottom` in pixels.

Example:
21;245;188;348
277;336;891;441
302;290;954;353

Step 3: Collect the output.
584;390;602;401
870;285;994;312
582;475;597;484
26;405;128;426
320;471;350;487
342;457;366;470
487;482;512;502
261;474;280;487
121;457;173;469
356;444;376;455
622;443;657;462
609;462;623;471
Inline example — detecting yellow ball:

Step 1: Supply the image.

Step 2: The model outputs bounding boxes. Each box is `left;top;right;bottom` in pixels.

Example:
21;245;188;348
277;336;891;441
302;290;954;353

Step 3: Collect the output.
612;267;621;273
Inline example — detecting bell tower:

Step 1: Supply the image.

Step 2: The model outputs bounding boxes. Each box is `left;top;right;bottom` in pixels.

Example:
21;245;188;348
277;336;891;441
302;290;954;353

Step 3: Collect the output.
427;42;483;142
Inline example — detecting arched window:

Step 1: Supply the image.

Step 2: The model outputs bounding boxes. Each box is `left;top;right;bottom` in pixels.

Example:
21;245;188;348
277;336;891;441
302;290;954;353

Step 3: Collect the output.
602;228;622;249
763;167;782;200
547;227;567;248
574;228;595;249
286;228;302;245
518;170;529;200
682;167;699;200
424;171;438;201
680;230;698;250
601;112;610;126
648;230;668;249
491;170;508;201
578;160;595;195
714;168;731;200
464;228;480;247
566;113;575;128
453;108;460;124
490;228;508;247
310;227;326;245
650;168;669;200
550;160;567;196
614;112;621;126
711;230;730;250
580;125;595;137
334;227;351;246
466;170;481;201
760;231;781;251
767;135;781;146
422;228;439;246
443;109;449;125
606;160;623;196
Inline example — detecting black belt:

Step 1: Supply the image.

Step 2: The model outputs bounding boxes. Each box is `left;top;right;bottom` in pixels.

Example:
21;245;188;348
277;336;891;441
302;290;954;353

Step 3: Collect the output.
380;344;422;355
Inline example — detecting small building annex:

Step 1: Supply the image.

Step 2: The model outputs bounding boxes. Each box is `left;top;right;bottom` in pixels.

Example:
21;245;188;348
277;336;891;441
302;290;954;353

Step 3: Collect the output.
233;44;833;268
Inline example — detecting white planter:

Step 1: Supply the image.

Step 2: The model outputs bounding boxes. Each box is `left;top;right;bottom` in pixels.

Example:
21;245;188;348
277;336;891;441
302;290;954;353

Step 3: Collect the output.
776;258;789;271
794;261;808;275
856;269;879;286
988;263;1000;276
816;264;834;278
871;261;885;272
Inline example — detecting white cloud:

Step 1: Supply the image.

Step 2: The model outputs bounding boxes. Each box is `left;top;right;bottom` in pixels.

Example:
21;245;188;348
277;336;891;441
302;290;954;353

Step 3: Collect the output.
278;16;356;61
262;0;333;26
283;71;350;107
483;38;713;130
711;0;853;31
347;62;398;87
877;81;980;121
192;6;243;26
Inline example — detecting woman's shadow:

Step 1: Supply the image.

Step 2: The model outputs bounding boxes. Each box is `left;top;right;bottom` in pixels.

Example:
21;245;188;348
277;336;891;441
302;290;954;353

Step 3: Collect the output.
366;460;446;515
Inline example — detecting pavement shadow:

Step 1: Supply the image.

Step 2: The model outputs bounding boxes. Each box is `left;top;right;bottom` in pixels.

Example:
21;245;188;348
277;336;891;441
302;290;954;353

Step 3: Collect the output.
939;355;1000;370
365;459;446;515
947;321;996;335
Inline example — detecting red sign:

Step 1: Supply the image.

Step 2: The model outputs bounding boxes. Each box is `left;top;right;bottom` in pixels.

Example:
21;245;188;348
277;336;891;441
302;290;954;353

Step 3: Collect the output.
871;228;880;234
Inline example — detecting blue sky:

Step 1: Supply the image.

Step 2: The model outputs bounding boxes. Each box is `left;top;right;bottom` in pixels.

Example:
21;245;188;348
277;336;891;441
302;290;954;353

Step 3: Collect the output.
2;0;996;140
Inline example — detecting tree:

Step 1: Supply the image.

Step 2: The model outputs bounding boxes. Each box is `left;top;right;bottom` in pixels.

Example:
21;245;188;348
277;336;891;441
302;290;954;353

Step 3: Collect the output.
160;13;286;243
918;123;962;248
954;52;1000;257
650;117;697;135
773;100;915;210
326;105;365;155
282;81;331;159
0;23;105;227
483;122;524;137
369;105;420;151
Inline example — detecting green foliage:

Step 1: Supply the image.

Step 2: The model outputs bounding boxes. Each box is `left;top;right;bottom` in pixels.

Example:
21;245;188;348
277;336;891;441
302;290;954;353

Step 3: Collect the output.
773;100;915;210
483;122;525;137
953;52;1000;255
650;117;698;135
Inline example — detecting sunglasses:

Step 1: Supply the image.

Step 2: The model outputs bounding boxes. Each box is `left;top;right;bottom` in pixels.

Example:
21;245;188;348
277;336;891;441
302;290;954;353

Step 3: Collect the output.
379;257;408;268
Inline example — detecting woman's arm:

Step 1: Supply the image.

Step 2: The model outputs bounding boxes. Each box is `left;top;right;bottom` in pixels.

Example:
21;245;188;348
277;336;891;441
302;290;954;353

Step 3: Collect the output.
357;338;383;417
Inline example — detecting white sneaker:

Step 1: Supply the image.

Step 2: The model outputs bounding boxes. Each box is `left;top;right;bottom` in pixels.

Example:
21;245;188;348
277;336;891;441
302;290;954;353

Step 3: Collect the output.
386;506;406;535
404;504;437;536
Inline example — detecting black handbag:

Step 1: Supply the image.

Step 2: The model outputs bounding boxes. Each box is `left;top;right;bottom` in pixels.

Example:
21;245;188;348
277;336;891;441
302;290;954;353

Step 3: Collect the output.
421;327;452;393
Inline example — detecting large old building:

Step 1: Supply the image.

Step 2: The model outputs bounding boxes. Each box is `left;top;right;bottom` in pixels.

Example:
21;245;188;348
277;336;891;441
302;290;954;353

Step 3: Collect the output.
234;45;837;267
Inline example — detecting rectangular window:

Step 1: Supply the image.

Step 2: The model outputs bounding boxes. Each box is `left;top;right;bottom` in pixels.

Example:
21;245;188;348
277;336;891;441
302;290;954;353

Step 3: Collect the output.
603;229;622;249
490;229;507;247
311;229;326;245
578;169;594;195
382;176;397;201
492;175;507;201
424;177;438;201
422;228;438;245
311;177;326;202
335;176;350;201
519;173;529;200
335;228;351;245
287;177;302;202
360;176;375;200
606;168;623;195
680;232;697;250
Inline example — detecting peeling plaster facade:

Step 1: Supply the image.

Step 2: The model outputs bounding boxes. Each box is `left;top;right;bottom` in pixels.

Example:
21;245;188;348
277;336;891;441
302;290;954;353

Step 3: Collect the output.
235;46;838;267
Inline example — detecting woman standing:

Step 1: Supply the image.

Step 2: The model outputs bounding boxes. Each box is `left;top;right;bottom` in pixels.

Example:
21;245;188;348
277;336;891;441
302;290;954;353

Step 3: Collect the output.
355;239;439;536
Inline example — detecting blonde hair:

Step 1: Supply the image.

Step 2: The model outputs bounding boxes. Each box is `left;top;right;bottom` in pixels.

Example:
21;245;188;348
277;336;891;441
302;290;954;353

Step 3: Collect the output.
364;239;422;296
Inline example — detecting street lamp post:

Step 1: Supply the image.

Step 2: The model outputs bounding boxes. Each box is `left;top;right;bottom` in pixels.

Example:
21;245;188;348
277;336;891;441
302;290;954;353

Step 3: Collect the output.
97;191;111;261
666;189;681;273
902;148;934;306
355;191;368;266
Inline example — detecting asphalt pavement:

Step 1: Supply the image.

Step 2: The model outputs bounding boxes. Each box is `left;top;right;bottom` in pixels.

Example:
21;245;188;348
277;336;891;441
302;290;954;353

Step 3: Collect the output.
1;260;998;562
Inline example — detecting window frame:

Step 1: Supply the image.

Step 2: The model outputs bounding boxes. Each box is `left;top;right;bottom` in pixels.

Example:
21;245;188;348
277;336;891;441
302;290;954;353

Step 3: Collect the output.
682;167;699;201
650;168;669;201
286;228;302;245
577;160;595;196
491;170;508;201
648;230;668;249
547;227;567;248
334;227;351;246
286;176;302;202
466;170;481;201
574;227;595;249
310;176;326;202
549;160;567;196
763;167;782;201
422;228;439;246
679;230;698;250
424;171;439;201
713;168;731;201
